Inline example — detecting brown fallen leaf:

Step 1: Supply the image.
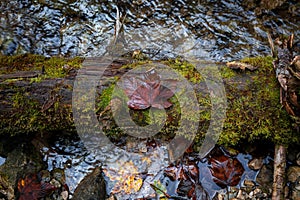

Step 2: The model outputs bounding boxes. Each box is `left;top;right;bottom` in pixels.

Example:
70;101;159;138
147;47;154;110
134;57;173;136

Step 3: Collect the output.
226;61;258;71
289;92;300;108
17;173;56;200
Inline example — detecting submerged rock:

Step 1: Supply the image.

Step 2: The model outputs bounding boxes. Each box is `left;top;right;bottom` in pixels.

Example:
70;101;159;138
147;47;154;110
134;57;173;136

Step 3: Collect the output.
256;164;273;193
72;168;106;200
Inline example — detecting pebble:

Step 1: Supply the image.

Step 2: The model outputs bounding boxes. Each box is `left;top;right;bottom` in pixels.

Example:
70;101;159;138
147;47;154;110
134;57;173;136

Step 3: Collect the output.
51;168;66;185
50;179;61;188
253;188;262;196
39;170;51;183
244;179;256;187
236;189;245;200
60;191;68;200
248;157;264;170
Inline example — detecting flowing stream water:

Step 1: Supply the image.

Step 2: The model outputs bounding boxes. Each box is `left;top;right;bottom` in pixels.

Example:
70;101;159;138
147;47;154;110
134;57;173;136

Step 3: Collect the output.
0;0;299;61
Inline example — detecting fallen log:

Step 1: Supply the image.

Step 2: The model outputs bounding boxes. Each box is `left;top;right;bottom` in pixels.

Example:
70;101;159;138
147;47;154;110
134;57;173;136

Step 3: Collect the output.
0;54;298;152
0;56;130;135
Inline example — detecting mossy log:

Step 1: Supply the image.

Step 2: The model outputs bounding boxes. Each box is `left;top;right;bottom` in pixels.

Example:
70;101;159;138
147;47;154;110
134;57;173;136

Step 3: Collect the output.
0;54;298;148
0;70;76;134
0;56;130;136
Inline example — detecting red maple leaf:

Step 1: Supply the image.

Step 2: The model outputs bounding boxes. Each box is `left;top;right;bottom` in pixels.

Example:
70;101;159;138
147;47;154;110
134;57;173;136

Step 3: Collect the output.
17;173;56;200
122;68;176;110
208;148;244;188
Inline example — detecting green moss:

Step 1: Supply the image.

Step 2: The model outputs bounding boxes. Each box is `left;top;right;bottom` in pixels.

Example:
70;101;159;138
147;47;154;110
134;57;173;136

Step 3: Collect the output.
0;54;84;135
219;65;236;79
41;56;83;79
0;54;45;73
0;88;74;136
96;84;115;111
219;56;297;147
162;58;203;84
0;53;83;80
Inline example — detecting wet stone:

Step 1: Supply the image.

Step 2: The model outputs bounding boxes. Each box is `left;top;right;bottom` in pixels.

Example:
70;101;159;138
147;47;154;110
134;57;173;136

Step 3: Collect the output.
51;168;66;185
39;170;51;183
72;168;106;200
61;191;68;200
287;166;300;182
244;179;256;187
256;164;273;193
236;189;245;200
50;178;61;188
0;142;45;200
253;188;262;195
248;157;264;170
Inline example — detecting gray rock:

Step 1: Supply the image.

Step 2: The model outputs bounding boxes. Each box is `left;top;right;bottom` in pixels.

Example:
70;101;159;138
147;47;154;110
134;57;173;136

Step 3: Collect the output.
256;164;273;193
72;168;106;200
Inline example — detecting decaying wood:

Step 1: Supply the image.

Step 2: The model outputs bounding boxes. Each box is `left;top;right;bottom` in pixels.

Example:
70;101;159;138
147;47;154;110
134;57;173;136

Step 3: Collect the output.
0;70;40;81
268;34;300;120
268;33;300;200
0;58;131;134
272;145;287;200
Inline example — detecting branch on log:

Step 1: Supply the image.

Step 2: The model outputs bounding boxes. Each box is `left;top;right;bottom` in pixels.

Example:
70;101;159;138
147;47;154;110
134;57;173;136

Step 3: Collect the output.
272;145;287;200
268;33;300;199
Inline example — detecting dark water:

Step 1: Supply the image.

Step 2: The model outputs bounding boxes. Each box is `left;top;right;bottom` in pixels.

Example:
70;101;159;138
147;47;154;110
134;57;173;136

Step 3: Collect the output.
0;0;299;61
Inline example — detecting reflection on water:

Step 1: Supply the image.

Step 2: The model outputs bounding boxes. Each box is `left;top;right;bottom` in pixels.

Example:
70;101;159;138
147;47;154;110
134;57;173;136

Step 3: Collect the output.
0;0;299;61
44;134;170;198
0;156;5;166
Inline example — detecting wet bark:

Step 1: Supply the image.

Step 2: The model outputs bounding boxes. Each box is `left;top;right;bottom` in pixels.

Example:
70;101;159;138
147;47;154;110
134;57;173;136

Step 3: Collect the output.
272;145;287;200
0;58;131;135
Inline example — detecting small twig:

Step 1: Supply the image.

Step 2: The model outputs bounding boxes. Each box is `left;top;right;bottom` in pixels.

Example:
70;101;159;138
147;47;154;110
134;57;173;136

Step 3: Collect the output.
149;183;171;199
267;33;276;58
